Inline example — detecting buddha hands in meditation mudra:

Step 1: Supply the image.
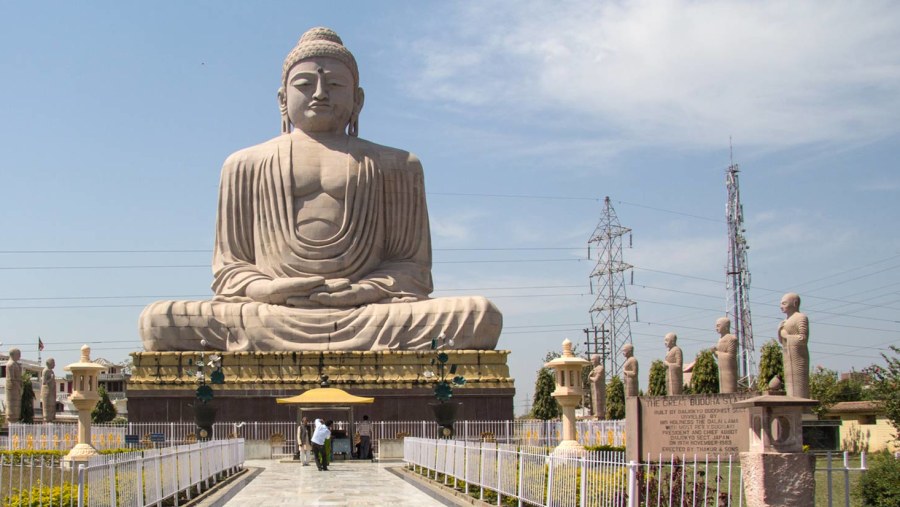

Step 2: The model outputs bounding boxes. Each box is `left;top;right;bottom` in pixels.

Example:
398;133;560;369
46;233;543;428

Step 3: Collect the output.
140;27;502;352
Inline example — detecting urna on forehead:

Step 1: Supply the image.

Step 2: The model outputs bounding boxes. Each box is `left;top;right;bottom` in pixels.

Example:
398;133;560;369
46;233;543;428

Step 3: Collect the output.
282;27;359;87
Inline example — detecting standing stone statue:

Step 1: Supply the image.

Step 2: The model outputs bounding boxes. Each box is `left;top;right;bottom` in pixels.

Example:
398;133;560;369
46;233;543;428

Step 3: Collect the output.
778;292;810;398
41;358;57;423
622;344;639;397
139;27;502;352
663;333;683;395
713;317;738;394
5;348;23;423
588;354;606;418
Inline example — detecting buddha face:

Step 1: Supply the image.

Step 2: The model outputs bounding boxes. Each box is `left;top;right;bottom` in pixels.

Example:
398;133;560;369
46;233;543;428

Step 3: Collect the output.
284;57;360;134
716;318;730;335
780;293;799;315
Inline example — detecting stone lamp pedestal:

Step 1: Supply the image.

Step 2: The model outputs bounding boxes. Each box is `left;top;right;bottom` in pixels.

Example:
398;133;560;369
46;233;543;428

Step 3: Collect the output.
545;339;590;456
63;345;107;464
734;391;818;507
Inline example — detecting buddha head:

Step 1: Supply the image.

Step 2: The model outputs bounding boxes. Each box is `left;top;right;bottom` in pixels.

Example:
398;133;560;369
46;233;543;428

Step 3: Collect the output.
780;292;801;316
622;343;634;359
664;332;677;349
46;358;55;369
716;317;731;335
9;348;20;361
278;27;365;136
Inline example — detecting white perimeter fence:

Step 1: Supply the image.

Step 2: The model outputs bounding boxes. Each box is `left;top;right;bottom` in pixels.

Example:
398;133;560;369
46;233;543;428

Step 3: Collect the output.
7;420;625;458
0;438;244;507
404;438;872;507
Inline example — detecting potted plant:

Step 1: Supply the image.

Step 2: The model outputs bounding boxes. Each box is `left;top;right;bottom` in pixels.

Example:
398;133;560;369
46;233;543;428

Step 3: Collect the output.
424;334;466;438
186;340;224;440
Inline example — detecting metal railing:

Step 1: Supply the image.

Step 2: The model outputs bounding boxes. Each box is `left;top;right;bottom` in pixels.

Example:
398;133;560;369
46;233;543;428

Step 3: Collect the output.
0;438;244;507
405;438;874;507
6;419;626;458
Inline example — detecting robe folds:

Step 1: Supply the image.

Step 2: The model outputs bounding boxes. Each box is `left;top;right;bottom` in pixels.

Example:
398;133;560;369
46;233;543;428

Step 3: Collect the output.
140;134;502;352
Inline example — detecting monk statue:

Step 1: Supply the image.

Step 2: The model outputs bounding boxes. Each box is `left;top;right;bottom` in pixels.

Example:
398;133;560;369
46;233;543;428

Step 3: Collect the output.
588;354;606;418
5;348;23;423
713;317;738;394
778;292;810;398
622;344;639;397
139;27;502;352
663;333;683;395
41;358;56;423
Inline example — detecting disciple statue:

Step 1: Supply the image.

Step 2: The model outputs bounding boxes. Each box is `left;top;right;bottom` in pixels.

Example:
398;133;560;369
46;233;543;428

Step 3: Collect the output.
139;27;502;352
588;354;606;418
5;348;23;423
663;333;683;395
778;292;810;398
713;317;738;394
41;358;56;423
622;344;639;397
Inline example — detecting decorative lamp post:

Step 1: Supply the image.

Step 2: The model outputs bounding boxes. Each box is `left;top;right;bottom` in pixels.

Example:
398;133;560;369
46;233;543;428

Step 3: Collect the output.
63;345;107;464
545;339;590;455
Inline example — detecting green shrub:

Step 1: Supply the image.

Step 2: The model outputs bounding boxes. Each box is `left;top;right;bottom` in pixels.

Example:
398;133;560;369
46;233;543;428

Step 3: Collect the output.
856;451;900;507
584;444;625;453
4;482;81;507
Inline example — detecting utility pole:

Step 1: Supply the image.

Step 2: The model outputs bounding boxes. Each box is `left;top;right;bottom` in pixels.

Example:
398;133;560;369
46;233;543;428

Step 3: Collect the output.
588;197;636;378
725;151;757;388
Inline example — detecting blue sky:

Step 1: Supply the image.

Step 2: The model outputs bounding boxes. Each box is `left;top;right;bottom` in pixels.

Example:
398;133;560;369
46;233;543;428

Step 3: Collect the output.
1;1;898;416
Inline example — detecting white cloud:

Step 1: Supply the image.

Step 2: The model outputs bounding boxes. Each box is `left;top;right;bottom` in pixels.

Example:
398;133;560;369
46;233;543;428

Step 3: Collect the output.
409;0;900;149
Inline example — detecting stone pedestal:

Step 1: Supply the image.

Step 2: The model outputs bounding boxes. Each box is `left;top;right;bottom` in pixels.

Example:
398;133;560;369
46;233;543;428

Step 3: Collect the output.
740;453;816;507
734;392;818;507
127;350;515;422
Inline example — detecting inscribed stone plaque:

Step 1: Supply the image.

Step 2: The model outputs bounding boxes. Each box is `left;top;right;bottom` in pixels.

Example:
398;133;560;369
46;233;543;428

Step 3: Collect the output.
637;393;752;459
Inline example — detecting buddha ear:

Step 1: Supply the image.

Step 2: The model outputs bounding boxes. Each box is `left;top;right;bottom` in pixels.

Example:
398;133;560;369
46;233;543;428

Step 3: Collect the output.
348;87;365;137
277;87;290;134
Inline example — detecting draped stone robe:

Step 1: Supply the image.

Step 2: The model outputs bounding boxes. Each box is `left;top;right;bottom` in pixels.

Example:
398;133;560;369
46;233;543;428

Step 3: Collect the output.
780;312;810;398
664;346;683;396
715;333;739;394
140;134;502;352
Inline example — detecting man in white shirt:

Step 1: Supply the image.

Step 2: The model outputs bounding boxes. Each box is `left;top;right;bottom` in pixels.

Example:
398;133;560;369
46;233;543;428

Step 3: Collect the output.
311;419;332;471
357;415;373;460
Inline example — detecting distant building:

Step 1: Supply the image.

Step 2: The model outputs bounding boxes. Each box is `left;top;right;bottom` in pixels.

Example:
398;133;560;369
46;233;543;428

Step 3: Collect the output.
825;401;898;453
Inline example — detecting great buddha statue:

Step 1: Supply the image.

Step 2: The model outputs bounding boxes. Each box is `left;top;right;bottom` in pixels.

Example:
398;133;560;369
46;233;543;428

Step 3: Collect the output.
139;27;503;352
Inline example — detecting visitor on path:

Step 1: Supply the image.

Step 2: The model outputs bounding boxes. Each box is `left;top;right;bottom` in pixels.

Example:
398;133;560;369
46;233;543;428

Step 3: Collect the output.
296;416;312;465
311;419;332;471
357;415;372;460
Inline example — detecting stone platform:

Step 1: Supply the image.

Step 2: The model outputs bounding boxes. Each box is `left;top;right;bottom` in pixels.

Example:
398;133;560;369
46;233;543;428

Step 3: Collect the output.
126;350;515;422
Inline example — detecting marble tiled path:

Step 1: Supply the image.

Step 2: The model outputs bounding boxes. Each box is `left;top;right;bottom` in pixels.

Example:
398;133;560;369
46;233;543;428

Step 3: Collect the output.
223;460;448;506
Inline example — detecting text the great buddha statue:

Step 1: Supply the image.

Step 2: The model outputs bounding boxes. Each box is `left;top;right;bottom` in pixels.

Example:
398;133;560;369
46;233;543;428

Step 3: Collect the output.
139;27;502;352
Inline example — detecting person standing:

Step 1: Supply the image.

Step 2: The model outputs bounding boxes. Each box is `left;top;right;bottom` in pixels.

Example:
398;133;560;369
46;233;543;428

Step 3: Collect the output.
357;415;372;460
311;419;332;471
296;416;312;465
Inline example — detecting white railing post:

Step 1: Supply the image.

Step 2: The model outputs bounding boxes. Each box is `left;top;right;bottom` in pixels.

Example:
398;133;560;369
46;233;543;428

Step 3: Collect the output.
626;460;638;507
579;454;587;507
77;464;86;507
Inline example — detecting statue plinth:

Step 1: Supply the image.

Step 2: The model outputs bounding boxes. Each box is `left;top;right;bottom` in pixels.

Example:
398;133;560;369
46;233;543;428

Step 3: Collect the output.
126;350;514;422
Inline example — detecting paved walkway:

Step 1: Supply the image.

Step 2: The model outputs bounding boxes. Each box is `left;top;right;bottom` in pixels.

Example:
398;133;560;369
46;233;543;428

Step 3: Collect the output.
223;460;447;506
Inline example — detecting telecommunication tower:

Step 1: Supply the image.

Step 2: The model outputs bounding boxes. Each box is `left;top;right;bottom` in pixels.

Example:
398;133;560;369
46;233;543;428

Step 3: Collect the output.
725;158;756;387
587;197;636;377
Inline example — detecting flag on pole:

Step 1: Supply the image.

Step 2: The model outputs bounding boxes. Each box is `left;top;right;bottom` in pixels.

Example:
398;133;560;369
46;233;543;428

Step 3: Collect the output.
38;337;44;351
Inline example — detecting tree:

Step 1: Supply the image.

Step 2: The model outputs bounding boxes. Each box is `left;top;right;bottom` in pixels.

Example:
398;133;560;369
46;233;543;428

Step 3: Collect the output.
866;346;900;438
92;387;117;424
20;372;35;424
648;360;667;396
531;367;560;420
810;366;840;418
690;350;719;395
606;376;625;420
757;339;784;393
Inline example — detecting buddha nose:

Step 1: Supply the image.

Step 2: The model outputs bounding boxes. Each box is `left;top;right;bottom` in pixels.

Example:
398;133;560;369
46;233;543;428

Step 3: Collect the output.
313;76;327;100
